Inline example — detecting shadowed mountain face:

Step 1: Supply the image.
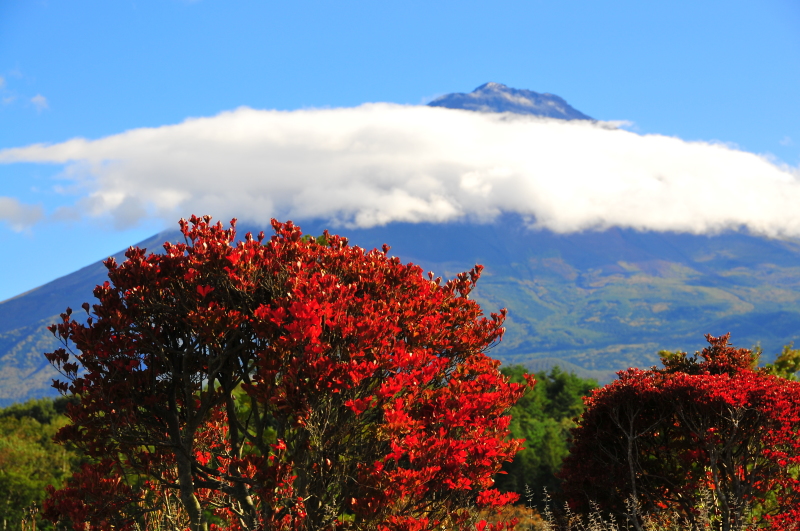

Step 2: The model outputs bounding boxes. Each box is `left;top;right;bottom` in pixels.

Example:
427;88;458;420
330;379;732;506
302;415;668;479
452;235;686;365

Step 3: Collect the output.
0;230;179;406
427;82;593;120
2;84;798;405
300;219;800;378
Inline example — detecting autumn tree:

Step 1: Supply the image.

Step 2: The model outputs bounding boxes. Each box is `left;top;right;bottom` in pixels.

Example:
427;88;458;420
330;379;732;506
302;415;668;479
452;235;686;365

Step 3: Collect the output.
43;216;531;531
559;334;800;531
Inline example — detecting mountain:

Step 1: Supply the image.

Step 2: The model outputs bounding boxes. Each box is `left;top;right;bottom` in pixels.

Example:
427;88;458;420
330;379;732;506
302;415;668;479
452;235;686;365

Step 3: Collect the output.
299;218;800;375
5;217;800;406
3;84;799;406
427;82;593;120
0;230;178;406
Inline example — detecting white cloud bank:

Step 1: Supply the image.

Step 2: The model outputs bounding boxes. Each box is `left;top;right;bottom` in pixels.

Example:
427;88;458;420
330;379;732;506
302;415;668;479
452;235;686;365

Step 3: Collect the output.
1;103;799;236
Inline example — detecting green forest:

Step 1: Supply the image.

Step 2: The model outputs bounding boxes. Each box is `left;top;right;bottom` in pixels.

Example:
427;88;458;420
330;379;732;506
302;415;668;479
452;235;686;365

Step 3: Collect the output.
0;397;80;530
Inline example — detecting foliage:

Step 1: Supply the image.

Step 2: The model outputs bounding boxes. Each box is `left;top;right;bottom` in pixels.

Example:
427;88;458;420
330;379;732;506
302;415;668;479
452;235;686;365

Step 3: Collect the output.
0;396;77;424
560;334;800;531
494;366;597;501
43;216;531;531
761;343;800;380
0;397;80;530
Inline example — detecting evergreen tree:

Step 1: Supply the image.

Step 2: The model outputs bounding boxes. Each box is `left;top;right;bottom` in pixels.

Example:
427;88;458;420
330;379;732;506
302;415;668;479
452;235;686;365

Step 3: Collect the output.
494;365;596;503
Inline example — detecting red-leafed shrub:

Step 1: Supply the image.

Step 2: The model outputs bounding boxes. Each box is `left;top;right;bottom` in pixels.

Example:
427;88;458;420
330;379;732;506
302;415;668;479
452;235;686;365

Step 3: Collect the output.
560;334;800;530
43;216;531;531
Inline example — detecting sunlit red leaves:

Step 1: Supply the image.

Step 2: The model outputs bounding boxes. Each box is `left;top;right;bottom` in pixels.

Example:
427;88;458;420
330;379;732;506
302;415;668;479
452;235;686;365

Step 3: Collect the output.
43;215;529;531
476;489;520;509
42;460;141;531
561;334;800;528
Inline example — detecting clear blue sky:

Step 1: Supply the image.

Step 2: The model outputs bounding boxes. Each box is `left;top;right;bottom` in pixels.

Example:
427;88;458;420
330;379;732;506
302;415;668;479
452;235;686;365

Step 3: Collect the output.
1;0;799;302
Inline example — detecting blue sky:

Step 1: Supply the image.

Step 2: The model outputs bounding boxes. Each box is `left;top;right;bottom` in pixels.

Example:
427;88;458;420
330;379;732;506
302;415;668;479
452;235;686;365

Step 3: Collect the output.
1;0;799;302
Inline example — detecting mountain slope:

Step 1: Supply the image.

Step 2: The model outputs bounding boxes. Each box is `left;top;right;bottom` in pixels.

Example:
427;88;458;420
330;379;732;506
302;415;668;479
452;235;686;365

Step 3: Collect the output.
0;230;179;405
3;218;800;405
298;218;800;372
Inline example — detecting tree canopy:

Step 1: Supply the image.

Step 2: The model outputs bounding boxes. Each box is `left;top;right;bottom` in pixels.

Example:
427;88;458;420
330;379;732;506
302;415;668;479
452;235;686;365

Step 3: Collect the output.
0;397;79;530
560;334;800;531
494;365;596;502
43;216;530;531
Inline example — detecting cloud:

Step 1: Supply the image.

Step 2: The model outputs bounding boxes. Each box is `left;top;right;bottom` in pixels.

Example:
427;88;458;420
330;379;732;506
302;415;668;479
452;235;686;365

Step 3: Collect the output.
1;103;799;237
0;197;44;231
780;136;793;147
30;94;48;111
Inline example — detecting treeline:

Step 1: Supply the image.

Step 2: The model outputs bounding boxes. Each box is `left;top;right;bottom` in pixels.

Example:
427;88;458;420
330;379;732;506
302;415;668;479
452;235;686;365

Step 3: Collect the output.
0;368;595;529
0;397;81;530
6;350;800;529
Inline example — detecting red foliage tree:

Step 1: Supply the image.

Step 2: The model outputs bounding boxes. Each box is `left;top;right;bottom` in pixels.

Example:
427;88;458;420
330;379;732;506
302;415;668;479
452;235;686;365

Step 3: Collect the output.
42;216;531;531
560;334;800;531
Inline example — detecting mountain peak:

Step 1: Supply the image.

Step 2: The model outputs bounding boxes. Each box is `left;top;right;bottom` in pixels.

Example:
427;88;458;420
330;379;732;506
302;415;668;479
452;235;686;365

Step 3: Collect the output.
475;81;507;90
427;82;592;121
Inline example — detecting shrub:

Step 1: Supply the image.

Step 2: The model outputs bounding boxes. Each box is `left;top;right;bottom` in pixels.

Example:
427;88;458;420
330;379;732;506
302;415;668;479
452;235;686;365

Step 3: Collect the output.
560;334;800;531
43;216;531;531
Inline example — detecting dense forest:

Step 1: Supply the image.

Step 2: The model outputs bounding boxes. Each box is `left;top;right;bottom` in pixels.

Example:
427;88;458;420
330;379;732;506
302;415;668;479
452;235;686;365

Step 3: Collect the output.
495;366;597;501
0;397;81;530
8;345;800;530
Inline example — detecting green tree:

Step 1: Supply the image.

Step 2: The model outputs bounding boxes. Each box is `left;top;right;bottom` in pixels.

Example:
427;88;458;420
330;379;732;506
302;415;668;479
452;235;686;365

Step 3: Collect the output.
0;396;76;425
0;398;79;530
494;365;597;503
761;343;800;380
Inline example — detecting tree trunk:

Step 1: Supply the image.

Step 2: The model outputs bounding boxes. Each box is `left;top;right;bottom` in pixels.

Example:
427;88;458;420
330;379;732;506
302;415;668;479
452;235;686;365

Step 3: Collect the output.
176;447;208;531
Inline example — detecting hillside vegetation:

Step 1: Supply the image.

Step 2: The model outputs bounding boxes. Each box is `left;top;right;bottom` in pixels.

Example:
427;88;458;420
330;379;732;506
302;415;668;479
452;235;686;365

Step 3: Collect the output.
5;219;800;405
0;397;80;530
